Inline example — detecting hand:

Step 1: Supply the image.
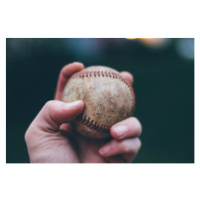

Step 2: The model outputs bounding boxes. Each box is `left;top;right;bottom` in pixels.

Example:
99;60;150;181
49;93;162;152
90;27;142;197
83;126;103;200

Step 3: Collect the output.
25;62;142;163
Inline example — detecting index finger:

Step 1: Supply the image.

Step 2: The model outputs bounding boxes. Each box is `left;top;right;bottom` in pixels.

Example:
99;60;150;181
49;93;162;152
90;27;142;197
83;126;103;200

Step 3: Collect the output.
54;62;85;100
120;71;134;85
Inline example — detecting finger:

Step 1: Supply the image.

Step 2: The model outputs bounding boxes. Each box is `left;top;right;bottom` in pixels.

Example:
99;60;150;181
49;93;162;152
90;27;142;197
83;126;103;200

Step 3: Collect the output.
104;155;126;163
99;137;141;158
110;117;142;140
55;62;85;100
32;100;84;133
120;71;134;85
122;153;138;163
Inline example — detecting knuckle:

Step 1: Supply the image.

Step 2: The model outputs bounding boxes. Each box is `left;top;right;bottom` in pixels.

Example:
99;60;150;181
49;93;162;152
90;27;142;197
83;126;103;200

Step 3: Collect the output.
44;100;57;111
44;100;54;108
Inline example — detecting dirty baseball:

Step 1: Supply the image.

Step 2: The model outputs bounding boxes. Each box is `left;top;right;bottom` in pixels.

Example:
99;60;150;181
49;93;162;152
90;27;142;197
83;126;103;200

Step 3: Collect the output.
62;66;135;139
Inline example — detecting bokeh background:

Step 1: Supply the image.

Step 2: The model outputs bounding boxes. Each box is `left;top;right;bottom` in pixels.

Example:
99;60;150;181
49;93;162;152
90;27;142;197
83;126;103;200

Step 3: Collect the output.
6;38;194;163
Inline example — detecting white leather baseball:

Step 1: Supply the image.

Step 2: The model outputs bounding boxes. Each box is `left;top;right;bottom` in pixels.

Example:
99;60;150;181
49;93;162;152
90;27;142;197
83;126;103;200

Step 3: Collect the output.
62;66;135;139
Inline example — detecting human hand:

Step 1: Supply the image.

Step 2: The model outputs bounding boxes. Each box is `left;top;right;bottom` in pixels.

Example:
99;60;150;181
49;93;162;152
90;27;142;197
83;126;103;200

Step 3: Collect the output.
25;62;142;163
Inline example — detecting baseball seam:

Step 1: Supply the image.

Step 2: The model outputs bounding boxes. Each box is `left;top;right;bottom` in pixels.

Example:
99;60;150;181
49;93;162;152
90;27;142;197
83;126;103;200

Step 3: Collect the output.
77;114;110;134
71;70;135;134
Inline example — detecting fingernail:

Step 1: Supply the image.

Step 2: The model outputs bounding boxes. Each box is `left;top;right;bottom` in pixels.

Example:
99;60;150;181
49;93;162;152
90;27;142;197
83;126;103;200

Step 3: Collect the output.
99;145;111;156
67;100;83;107
113;125;128;138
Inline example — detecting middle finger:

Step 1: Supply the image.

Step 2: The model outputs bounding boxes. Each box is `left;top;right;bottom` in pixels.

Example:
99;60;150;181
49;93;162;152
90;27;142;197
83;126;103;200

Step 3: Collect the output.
110;117;142;140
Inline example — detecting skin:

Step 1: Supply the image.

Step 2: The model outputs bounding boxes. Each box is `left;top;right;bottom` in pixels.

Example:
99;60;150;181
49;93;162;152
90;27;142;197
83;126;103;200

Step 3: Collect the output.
25;62;142;163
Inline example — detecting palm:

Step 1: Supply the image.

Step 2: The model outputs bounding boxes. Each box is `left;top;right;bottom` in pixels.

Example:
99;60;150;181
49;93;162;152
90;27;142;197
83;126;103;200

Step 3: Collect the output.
54;127;112;163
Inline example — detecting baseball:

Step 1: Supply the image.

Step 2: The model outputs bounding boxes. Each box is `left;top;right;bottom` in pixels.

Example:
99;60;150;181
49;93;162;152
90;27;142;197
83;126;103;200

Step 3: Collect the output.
62;66;135;139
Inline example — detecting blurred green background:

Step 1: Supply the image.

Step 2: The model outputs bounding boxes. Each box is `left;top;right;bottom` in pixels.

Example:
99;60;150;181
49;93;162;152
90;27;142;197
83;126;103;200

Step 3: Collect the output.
6;38;194;163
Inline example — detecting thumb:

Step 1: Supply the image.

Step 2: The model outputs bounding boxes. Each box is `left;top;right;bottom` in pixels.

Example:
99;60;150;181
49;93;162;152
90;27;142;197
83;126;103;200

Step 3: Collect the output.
33;100;84;132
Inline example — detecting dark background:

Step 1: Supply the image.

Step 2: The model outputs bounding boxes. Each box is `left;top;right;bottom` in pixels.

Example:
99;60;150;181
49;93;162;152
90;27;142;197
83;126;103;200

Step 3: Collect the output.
6;38;194;163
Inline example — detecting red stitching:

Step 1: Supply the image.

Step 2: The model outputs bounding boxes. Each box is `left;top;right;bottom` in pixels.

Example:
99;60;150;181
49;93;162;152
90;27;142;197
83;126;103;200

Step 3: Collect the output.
77;114;111;134
72;70;135;133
